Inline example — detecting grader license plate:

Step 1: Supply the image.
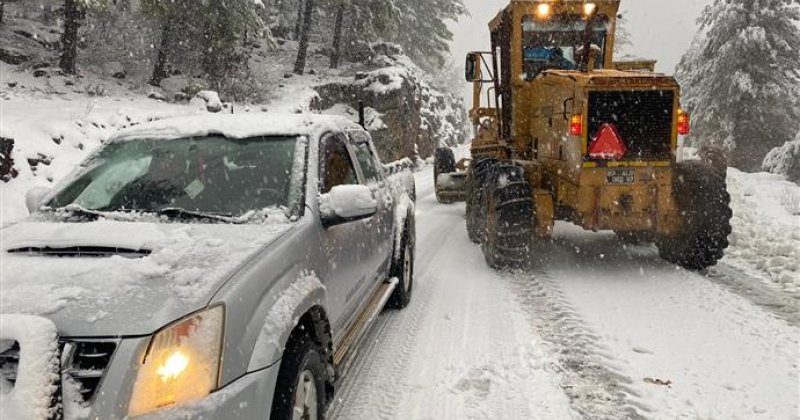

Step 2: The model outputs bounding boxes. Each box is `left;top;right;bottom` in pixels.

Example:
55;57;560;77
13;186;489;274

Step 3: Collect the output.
607;169;635;184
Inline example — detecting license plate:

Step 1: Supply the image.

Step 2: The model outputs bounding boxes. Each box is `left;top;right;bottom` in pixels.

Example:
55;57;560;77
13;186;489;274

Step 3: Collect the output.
607;169;635;184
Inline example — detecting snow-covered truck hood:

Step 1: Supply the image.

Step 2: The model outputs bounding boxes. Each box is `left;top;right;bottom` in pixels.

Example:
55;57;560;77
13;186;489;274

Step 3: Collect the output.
0;220;294;337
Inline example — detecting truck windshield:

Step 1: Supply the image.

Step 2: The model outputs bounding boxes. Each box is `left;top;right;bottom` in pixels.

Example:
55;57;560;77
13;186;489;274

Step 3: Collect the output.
47;135;304;219
522;14;609;80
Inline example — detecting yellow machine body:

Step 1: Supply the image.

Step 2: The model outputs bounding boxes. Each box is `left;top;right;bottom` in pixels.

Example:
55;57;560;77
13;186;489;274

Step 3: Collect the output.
466;0;685;237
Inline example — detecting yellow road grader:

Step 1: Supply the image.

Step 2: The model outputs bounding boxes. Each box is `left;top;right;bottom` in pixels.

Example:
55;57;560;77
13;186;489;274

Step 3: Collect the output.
434;0;732;270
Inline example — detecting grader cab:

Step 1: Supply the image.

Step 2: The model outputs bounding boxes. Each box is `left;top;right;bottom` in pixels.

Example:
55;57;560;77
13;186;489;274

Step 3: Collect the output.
434;0;732;270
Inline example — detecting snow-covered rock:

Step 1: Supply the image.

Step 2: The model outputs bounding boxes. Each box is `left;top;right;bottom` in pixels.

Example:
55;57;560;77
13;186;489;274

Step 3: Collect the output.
190;91;224;113
762;133;800;183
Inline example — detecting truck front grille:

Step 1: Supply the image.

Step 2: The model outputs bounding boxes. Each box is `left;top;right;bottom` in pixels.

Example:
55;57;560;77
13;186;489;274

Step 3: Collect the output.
61;340;117;405
1;338;117;408
588;90;675;161
0;341;20;385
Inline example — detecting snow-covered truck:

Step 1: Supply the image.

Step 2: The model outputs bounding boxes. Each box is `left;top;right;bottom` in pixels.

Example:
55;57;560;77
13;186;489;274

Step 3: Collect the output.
0;114;416;419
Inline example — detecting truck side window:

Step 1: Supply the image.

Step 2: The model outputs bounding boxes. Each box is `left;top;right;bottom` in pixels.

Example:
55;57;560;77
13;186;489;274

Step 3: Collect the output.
320;134;358;194
352;140;381;183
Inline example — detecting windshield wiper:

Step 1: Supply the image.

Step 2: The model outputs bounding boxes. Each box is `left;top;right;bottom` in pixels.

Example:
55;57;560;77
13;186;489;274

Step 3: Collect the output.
49;205;105;221
157;208;244;224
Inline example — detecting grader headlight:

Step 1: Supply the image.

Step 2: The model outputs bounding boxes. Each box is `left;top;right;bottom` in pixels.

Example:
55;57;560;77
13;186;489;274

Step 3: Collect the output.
535;3;552;19
583;2;598;17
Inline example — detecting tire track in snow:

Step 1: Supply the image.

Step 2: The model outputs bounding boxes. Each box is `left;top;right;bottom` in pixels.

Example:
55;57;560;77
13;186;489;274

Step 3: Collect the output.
503;269;649;419
328;195;459;419
707;264;800;327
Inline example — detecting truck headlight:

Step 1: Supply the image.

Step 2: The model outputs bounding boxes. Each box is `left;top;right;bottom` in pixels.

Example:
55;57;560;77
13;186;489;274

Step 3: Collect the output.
128;305;225;417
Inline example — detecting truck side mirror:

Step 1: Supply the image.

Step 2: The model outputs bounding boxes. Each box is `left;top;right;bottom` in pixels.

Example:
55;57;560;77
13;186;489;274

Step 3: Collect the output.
465;53;479;82
320;185;378;227
26;187;51;214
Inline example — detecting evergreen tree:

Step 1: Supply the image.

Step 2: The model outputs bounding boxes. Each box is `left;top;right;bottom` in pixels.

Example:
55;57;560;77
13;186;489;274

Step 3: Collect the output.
140;0;193;85
60;0;107;74
293;0;316;74
200;0;265;85
676;0;800;171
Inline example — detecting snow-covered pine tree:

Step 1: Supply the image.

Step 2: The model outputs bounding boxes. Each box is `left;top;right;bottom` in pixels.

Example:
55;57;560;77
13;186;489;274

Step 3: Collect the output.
60;0;107;74
200;0;265;85
675;0;800;172
392;0;467;71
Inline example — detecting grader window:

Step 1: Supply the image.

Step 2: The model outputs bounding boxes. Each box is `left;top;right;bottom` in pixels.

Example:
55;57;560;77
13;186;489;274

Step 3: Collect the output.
522;14;609;80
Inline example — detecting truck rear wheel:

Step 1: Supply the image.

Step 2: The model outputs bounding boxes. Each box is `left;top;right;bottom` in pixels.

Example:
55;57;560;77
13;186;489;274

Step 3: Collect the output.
466;157;496;244
657;162;733;270
434;148;457;204
482;164;534;270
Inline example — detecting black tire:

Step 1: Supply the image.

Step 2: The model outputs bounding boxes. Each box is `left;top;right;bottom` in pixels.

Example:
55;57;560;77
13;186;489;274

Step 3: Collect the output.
434;147;457;178
434;148;457;204
466;157;496;244
482;164;535;270
657;161;733;270
271;330;327;420
387;217;415;309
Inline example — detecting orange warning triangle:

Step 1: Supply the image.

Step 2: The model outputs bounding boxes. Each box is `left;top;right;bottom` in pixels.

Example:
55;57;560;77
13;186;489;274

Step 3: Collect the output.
588;123;627;160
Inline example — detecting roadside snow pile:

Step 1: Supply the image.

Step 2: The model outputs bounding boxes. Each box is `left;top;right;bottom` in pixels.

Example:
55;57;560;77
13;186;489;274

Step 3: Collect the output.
0;315;59;420
762;133;800;184
724;169;800;293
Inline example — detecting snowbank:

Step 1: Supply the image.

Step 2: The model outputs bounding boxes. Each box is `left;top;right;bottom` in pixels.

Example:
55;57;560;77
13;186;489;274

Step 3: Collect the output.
723;169;800;293
0;315;59;420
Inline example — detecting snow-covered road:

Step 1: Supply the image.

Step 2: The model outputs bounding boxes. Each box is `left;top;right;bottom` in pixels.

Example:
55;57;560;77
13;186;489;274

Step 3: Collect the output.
329;168;800;419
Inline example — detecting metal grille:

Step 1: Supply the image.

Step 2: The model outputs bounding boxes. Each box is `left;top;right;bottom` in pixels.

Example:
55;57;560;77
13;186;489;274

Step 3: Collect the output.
0;341;20;385
2;339;117;403
587;90;675;161
61;340;117;405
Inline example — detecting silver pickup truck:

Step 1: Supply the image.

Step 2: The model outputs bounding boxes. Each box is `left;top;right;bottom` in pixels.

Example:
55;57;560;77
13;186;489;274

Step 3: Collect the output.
0;114;416;419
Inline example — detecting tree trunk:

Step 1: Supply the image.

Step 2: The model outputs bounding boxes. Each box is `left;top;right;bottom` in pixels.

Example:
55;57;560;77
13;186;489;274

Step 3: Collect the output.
330;3;345;68
294;0;304;40
150;20;174;86
293;0;315;75
59;0;82;74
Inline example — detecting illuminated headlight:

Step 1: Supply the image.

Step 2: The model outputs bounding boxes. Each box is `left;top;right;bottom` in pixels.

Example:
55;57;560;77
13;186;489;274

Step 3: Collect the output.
583;2;597;16
536;3;552;19
128;305;225;417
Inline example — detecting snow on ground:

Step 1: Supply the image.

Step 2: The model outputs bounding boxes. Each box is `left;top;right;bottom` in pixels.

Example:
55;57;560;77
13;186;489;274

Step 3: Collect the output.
329;167;799;420
329;171;575;420
724;168;800;295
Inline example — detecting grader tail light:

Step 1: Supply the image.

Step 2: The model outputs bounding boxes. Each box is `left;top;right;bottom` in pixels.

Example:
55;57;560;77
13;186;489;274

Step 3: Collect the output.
569;114;583;136
677;109;691;135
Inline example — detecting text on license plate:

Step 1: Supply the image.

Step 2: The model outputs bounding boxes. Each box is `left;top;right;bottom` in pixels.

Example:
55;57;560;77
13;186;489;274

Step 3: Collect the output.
606;169;635;184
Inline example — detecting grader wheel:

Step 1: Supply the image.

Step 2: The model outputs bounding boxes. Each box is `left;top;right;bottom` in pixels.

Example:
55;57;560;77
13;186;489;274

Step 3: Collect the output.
466;157;497;244
482;164;535;270
657;161;733;270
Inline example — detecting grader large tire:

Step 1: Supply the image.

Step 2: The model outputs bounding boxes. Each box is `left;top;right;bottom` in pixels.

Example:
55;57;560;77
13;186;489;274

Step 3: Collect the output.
482;164;535;270
466;157;497;244
657;161;733;270
434;148;457;204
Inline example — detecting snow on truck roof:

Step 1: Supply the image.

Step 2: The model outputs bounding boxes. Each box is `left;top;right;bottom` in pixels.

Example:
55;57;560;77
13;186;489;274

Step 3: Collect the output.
111;113;363;142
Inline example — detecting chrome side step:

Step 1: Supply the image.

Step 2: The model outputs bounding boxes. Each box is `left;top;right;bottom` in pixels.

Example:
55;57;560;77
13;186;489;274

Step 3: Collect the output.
333;279;398;378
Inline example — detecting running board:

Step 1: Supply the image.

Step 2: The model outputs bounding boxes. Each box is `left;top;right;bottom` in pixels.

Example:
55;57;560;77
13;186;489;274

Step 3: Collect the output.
333;279;398;376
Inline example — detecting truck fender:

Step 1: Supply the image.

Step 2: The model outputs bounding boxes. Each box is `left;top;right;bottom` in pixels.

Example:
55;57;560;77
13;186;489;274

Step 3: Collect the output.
247;273;328;371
